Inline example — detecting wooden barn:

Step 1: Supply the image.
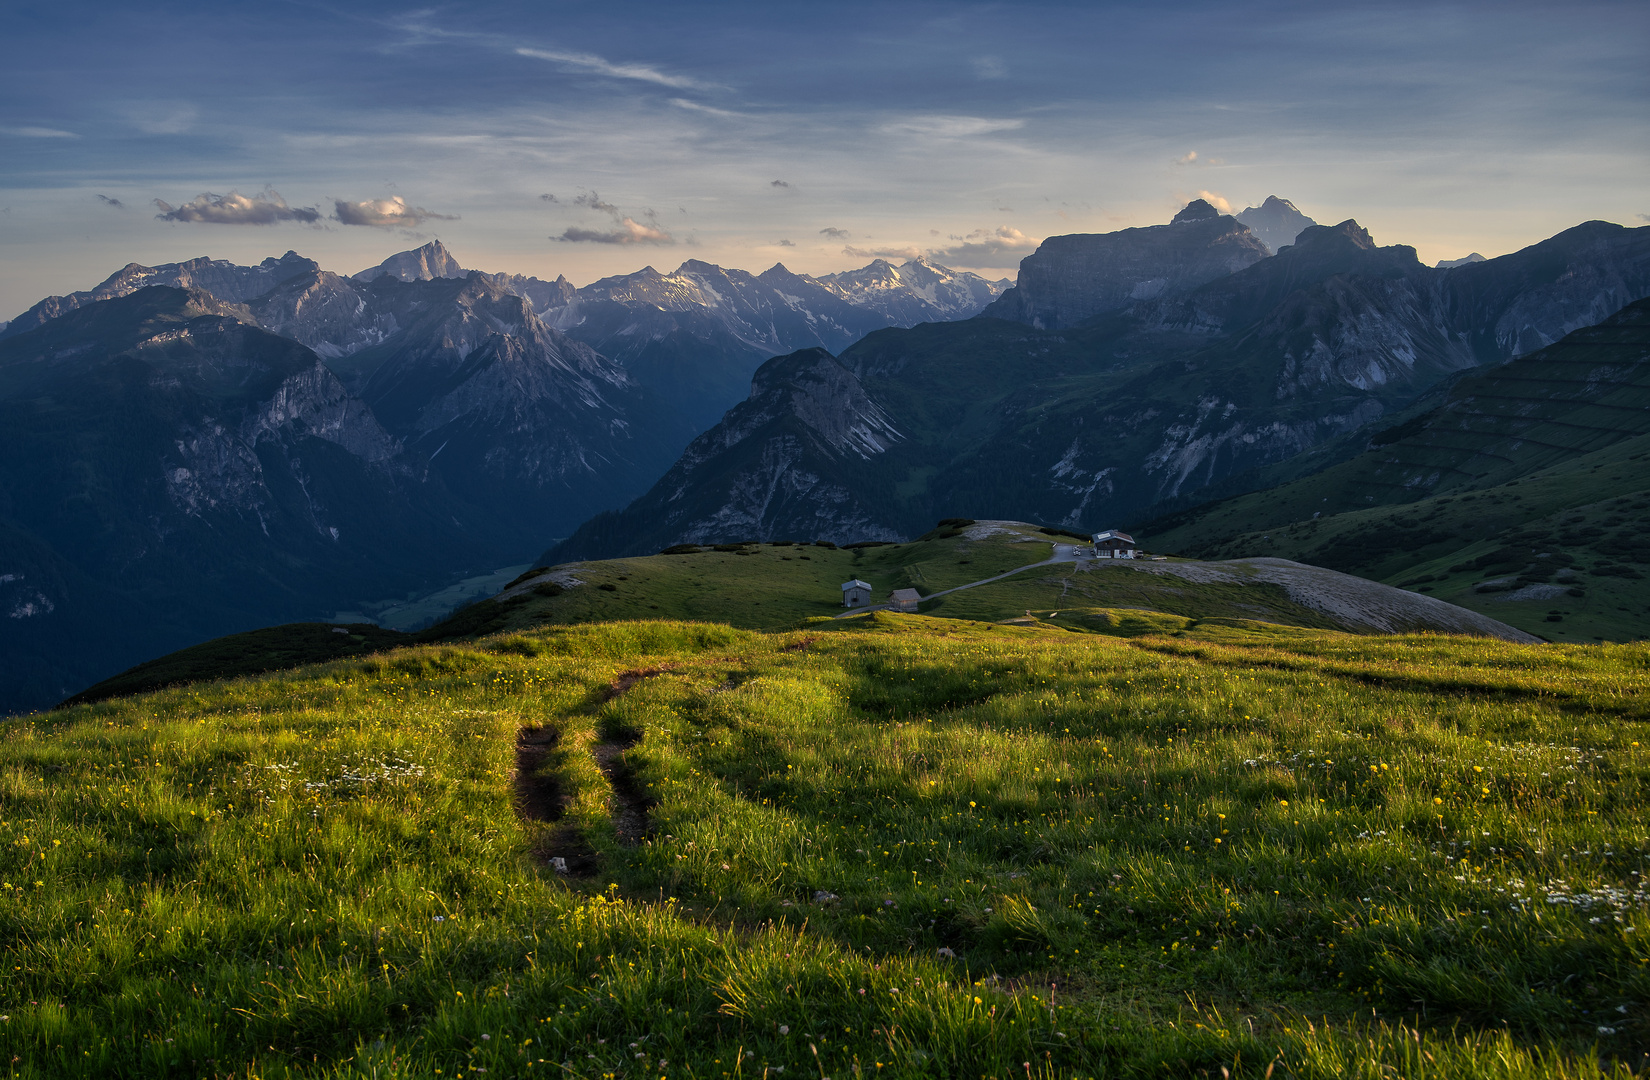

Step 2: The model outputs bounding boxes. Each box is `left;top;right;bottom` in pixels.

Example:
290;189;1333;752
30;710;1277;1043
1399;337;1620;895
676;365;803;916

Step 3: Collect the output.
889;588;922;613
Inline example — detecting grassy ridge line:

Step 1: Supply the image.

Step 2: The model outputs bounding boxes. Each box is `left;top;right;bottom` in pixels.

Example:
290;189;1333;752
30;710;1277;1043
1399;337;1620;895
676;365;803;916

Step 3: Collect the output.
467;523;1462;647
3;616;1649;1076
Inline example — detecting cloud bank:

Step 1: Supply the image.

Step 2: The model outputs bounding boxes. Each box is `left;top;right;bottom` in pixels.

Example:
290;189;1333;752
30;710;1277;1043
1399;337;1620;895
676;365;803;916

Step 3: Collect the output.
154;190;321;225
334;195;457;228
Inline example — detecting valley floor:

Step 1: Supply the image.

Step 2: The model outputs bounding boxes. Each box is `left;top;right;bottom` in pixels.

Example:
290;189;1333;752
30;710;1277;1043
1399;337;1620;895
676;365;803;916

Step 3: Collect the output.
2;617;1647;1078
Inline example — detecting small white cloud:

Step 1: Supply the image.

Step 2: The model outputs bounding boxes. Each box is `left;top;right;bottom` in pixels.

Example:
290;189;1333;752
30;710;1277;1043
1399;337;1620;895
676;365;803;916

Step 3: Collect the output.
556;218;673;244
972;56;1007;79
334;195;458;228
155;189;321;225
517;46;708;90
0;125;78;139
1174;151;1198;166
1196;189;1233;213
555;190;673;244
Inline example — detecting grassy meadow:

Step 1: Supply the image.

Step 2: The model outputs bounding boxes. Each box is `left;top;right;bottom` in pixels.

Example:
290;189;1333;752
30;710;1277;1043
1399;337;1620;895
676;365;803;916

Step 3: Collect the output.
3;613;1649;1077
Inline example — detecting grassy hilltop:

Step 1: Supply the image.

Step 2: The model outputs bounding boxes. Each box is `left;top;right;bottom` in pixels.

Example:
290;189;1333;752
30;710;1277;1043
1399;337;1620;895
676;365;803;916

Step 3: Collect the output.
4;599;1649;1076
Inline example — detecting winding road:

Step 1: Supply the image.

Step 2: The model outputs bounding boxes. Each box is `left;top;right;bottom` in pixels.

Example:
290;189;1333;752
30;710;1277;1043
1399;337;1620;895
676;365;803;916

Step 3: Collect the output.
834;542;1097;619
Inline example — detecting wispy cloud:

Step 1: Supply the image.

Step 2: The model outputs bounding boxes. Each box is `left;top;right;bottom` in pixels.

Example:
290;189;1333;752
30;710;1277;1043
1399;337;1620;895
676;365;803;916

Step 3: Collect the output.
972;56;1007;79
0;125;78;139
770;180;791;188
333;195;457;228
554;189;673;245
877;115;1024;138
819;226;851;240
95;194;126;209
928;225;1038;268
517;46;709;90
154;190;321;225
775;238;795;247
843;244;923;261
1174;150;1199;166
540;193;558;203
669;98;743;118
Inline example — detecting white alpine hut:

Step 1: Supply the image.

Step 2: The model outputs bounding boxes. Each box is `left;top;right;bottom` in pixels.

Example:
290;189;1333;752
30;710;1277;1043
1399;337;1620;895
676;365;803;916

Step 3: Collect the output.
1091;530;1139;559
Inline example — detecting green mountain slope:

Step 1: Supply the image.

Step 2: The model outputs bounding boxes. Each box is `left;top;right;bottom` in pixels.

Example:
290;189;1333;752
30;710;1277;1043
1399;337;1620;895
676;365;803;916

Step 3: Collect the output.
1148;297;1650;642
466;521;1532;647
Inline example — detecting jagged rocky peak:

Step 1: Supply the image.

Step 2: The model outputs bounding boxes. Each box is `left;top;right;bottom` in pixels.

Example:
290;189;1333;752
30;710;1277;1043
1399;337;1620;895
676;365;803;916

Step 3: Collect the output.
1437;253;1488;269
980;200;1271;329
3;250;322;338
1171;199;1223;224
1235;196;1319;253
353;241;467;283
1291;219;1378;253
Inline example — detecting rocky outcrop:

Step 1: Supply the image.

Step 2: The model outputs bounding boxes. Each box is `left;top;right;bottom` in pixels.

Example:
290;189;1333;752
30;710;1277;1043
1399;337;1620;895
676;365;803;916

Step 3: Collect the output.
982;199;1272;329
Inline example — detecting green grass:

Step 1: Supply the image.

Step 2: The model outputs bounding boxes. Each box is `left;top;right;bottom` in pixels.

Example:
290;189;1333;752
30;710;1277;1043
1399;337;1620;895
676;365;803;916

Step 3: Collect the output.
3;615;1648;1077
460;525;1403;644
62;623;412;707
1164;435;1650;643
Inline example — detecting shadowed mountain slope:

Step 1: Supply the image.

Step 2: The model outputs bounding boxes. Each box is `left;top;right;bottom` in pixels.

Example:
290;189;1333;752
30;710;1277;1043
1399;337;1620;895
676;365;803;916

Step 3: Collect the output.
0;286;489;712
551;213;1650;562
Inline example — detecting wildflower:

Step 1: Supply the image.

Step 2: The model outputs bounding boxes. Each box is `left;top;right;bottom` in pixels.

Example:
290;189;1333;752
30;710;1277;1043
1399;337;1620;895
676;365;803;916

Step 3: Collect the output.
779;1025;790;1035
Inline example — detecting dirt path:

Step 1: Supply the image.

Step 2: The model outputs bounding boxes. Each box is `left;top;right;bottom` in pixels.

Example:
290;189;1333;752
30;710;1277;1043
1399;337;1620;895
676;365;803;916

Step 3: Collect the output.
833;542;1084;619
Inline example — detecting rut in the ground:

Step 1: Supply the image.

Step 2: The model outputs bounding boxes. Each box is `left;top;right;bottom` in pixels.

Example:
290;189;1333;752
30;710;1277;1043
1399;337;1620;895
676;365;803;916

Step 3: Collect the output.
513;723;600;875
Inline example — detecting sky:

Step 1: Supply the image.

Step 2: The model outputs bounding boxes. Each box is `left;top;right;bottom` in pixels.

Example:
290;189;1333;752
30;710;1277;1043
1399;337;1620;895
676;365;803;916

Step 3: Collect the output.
1;0;1647;320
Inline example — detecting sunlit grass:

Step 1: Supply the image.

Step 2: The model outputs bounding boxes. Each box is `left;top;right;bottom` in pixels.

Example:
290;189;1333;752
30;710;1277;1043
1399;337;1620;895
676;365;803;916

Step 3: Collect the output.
1;616;1646;1077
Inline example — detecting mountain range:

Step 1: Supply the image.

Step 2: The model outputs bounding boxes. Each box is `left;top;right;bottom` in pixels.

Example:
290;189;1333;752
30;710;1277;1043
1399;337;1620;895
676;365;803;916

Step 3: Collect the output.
547;204;1650;566
0;242;1008;712
8;193;1650;712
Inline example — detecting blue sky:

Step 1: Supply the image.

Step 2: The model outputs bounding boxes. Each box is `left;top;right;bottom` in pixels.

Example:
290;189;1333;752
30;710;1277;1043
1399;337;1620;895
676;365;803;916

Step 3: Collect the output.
2;0;1646;318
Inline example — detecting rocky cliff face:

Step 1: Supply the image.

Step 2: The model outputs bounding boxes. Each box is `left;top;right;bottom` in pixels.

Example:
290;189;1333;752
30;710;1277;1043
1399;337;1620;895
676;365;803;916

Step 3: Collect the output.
352;240;467;283
544;349;904;561
552;213;1650;561
0;286;488;713
982;200;1272;329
